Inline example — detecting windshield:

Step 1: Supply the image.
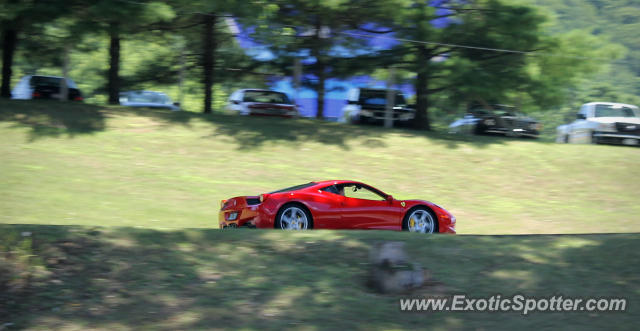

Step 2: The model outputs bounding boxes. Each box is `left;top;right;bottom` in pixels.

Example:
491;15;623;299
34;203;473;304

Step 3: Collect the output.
30;76;77;88
122;91;171;104
243;91;291;104
594;104;638;118
494;110;516;117
269;182;315;194
359;90;406;106
469;104;517;117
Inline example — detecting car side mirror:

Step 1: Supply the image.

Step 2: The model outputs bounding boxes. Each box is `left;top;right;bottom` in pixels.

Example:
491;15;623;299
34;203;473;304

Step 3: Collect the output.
386;195;393;202
173;102;180;107
576;113;586;120
232;100;241;105
347;100;358;105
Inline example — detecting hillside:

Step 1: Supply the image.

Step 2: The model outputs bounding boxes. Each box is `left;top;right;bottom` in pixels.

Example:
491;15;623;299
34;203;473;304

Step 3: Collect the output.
2;100;639;329
1;99;639;234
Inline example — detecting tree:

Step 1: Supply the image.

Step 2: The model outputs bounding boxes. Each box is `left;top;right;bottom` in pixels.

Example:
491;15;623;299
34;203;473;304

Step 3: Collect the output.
157;0;274;113
515;0;639;104
77;1;174;104
360;0;550;129
0;0;67;98
256;0;394;119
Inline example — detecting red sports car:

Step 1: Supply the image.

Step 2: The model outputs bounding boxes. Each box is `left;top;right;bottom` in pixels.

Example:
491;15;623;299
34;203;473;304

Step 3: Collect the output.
219;180;456;234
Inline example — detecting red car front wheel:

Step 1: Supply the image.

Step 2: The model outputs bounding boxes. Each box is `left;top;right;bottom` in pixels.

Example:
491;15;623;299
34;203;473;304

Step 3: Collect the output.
403;207;438;234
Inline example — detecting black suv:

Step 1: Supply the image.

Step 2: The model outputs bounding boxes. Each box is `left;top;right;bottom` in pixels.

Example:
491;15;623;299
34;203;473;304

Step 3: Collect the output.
449;104;540;138
342;88;415;125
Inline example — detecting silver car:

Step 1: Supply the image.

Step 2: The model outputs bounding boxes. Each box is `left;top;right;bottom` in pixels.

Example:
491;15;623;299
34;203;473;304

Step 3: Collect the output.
119;91;181;111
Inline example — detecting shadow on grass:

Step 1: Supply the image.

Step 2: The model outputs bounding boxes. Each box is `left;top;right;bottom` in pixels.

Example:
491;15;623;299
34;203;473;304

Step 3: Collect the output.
0;100;106;142
0;99;522;149
1;225;380;329
2;225;639;330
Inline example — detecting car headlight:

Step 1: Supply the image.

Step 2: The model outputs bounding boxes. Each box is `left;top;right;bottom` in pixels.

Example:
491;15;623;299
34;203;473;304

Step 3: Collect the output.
226;212;238;221
597;122;616;132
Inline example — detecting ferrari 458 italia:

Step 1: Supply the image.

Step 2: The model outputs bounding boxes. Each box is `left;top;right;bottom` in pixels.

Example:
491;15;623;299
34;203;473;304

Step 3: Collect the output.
219;180;455;234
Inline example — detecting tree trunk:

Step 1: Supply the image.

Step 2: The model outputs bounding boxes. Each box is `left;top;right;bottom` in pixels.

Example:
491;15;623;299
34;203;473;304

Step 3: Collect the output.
107;25;120;105
313;17;325;119
178;45;185;108
202;14;216;114
412;46;431;130
60;44;70;101
315;59;325;119
1;28;18;98
384;67;395;128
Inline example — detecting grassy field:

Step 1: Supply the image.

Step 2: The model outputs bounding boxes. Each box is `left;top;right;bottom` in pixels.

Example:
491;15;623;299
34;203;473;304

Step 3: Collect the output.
1;100;639;329
1;99;639;234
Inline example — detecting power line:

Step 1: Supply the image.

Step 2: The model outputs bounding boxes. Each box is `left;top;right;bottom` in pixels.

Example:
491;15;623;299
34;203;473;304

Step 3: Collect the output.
269;23;630;65
337;30;630;65
111;0;631;65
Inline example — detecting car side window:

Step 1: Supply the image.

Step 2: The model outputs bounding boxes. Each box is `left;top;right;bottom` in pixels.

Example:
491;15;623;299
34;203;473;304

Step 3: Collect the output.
341;184;385;201
229;91;240;102
320;185;340;195
578;105;589;119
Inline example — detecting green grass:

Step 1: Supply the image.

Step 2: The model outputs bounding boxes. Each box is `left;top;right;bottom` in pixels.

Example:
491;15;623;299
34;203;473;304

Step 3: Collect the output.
1;99;639;234
1;225;639;330
1;100;639;329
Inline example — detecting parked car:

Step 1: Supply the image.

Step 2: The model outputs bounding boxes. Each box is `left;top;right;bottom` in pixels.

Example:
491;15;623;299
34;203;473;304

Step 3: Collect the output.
119;91;181;111
341;88;415;125
556;102;640;146
226;89;299;117
219;180;456;234
11;75;83;101
449;104;540;138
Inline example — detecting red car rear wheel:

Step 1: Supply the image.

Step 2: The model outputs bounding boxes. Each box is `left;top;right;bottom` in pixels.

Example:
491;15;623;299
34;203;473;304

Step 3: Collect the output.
275;203;314;230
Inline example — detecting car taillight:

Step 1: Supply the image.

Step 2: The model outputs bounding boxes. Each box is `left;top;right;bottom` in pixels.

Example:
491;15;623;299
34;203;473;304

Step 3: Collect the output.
32;92;42;98
74;96;83;101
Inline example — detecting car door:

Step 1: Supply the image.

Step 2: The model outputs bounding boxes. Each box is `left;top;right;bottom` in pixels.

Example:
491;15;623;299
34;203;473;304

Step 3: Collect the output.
310;185;346;229
339;184;401;229
227;90;244;113
570;105;591;143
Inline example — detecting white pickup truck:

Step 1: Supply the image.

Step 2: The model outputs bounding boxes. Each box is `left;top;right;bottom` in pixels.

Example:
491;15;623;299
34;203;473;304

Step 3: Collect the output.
556;102;640;146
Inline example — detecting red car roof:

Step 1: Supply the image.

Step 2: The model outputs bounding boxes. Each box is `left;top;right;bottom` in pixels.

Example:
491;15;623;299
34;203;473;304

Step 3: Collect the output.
313;180;362;186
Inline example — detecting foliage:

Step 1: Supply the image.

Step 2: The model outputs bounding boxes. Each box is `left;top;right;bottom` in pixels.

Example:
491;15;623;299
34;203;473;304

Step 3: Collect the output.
1;0;639;118
511;0;640;110
253;0;397;118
